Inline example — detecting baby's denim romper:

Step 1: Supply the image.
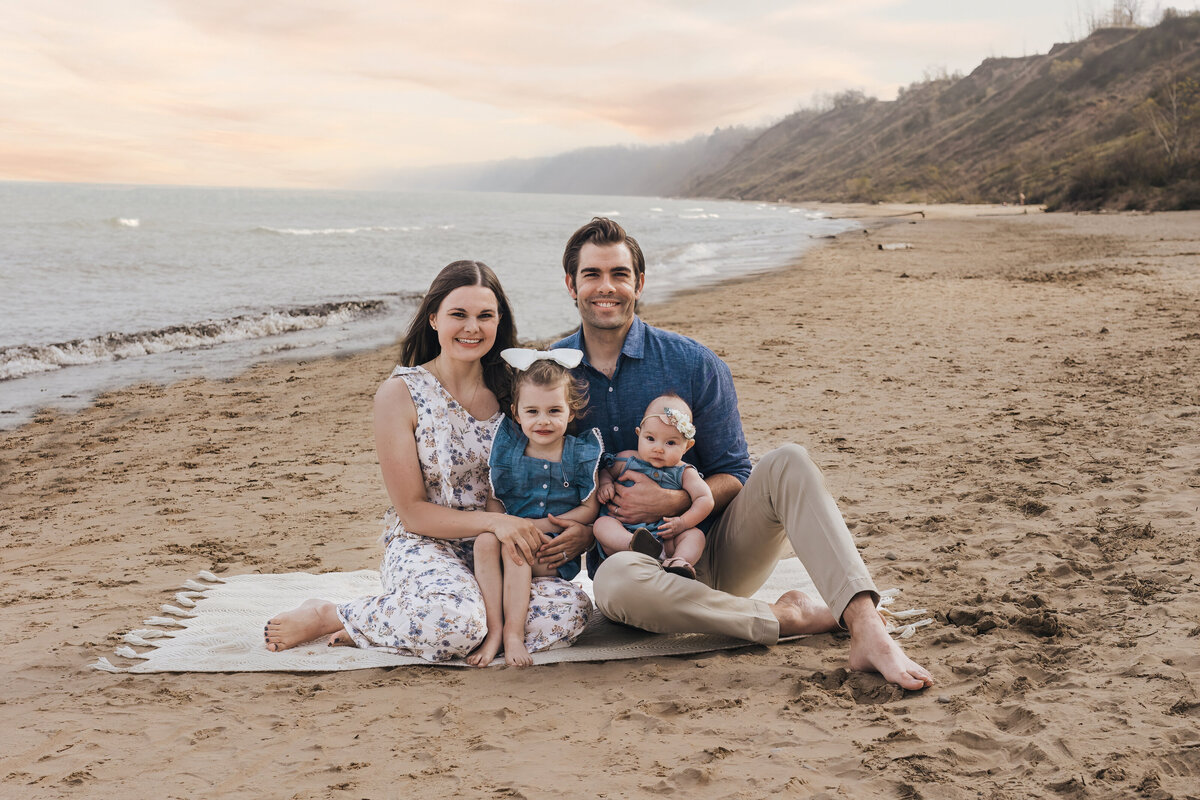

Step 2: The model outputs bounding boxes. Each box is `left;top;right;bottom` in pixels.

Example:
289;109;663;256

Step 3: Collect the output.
604;455;688;542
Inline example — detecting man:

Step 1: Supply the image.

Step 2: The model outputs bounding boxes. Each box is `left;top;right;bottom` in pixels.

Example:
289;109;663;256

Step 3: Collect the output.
549;217;933;690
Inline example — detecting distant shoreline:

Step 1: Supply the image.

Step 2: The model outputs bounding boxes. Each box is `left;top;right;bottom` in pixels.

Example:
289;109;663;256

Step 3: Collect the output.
0;202;1068;433
1;188;852;428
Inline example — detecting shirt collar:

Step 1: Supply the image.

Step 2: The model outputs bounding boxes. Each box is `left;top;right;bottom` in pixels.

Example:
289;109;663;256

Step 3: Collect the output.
621;316;646;360
559;327;584;351
570;316;646;369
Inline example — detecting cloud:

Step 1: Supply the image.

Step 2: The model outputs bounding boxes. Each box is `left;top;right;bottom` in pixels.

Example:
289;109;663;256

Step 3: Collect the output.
0;0;1142;187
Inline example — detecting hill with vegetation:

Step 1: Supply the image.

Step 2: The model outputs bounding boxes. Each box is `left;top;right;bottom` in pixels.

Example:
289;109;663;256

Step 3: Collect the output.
686;14;1200;211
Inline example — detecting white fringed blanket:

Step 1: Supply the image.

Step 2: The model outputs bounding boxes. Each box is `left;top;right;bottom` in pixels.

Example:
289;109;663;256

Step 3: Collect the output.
92;558;931;673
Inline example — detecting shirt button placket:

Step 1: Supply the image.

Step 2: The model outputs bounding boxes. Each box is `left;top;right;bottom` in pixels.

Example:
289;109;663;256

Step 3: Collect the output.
607;381;617;430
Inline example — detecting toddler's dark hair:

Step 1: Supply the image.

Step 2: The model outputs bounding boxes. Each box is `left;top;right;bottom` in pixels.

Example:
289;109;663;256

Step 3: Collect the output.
511;360;589;419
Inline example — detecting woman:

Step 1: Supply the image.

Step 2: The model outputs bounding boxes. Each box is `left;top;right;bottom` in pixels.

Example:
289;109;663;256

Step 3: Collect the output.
263;260;593;662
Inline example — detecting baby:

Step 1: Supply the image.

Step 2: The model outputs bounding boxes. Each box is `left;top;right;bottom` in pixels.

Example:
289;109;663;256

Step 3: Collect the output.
593;394;714;580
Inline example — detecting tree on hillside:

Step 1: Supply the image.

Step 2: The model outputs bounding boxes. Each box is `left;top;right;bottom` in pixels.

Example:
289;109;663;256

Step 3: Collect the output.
1069;0;1145;36
1139;74;1200;167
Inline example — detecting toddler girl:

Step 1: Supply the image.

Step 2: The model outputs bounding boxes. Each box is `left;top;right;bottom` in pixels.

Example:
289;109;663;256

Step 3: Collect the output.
469;348;602;667
593;394;714;580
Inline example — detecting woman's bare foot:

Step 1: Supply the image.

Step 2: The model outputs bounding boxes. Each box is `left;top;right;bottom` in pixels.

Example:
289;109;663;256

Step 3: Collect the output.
466;632;502;667
328;629;356;647
844;594;933;690
769;590;839;636
263;598;343;652
503;633;532;667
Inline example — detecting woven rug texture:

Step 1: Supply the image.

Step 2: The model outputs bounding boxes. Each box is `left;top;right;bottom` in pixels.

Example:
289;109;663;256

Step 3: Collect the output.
92;558;930;672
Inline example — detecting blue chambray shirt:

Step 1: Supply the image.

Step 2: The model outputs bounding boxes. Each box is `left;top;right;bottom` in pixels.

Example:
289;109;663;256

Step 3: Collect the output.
554;315;752;516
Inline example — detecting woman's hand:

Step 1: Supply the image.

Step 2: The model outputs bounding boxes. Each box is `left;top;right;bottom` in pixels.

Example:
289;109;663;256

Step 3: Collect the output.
537;514;595;566
490;515;547;567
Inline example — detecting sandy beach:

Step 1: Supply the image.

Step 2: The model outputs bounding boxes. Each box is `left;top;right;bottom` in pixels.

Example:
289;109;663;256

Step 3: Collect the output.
2;207;1198;799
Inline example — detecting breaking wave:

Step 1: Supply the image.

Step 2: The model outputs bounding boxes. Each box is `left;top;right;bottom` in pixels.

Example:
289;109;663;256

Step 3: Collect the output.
254;225;416;235
0;300;388;381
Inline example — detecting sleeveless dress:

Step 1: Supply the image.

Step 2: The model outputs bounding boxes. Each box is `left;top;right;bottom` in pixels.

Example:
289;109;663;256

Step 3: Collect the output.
335;365;593;662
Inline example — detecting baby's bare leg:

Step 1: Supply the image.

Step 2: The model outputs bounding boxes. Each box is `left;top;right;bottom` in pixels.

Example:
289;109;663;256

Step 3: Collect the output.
501;551;534;666
662;535;675;559
466;533;504;667
670;529;705;566
594;516;635;554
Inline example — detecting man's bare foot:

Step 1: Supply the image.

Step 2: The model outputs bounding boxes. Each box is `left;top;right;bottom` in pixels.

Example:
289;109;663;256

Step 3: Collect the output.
466;632;502;667
844;595;933;690
770;590;839;636
503;634;532;667
263;598;342;652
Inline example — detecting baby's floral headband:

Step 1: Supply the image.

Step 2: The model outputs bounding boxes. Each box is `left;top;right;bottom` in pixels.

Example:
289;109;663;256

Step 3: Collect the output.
642;406;696;441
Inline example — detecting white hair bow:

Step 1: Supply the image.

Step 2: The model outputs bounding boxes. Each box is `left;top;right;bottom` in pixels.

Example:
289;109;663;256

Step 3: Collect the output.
500;348;584;371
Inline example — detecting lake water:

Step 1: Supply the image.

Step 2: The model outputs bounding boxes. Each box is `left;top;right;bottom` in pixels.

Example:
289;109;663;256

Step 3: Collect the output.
0;183;855;427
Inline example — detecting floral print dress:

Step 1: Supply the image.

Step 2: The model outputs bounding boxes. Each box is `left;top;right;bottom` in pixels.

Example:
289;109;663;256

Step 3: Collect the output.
335;365;593;661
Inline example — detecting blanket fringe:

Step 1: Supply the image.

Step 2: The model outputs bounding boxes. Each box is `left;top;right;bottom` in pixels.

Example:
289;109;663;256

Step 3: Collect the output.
94;575;219;672
877;589;934;639
114;645;149;660
895;618;935;639
129;628;171;639
123;633;162;647
883;607;929;620
160;604;196;617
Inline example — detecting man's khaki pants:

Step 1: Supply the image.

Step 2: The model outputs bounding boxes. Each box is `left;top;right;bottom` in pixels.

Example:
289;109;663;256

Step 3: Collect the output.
593;444;878;644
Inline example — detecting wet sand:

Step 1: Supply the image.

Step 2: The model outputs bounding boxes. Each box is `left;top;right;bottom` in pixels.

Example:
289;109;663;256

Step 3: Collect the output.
2;206;1198;798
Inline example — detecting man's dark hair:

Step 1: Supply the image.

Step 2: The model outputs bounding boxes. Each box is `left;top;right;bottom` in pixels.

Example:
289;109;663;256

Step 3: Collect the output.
562;217;645;287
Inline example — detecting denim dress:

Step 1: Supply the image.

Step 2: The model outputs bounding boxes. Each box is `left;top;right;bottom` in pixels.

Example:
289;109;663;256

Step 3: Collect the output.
488;417;603;580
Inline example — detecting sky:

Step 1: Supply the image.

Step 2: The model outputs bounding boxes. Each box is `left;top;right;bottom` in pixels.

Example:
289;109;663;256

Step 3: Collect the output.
2;0;1198;189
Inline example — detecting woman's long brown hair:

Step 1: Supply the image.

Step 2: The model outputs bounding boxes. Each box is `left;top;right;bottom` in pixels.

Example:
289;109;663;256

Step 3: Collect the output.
399;260;517;409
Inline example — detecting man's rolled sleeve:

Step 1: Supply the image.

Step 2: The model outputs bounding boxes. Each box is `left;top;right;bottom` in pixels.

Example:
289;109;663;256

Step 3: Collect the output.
689;348;752;485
